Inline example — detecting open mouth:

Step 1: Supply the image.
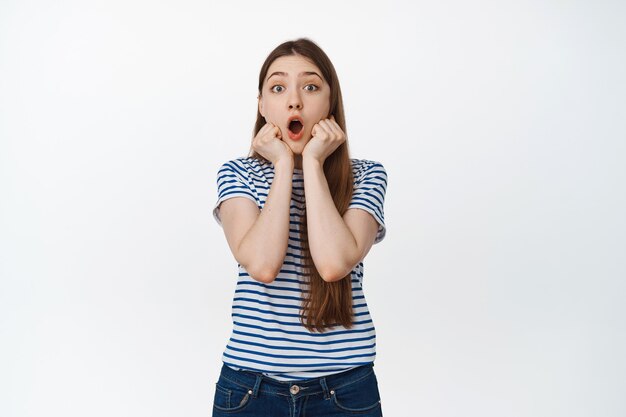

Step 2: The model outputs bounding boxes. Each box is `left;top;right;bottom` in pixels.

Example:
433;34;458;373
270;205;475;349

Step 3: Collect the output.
288;119;303;134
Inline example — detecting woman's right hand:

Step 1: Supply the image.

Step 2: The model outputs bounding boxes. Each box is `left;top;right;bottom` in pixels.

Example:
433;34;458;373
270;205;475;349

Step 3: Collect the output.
252;122;293;166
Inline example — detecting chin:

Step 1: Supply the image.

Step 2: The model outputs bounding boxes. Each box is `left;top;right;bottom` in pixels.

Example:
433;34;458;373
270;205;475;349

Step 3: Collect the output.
287;138;310;154
289;146;304;156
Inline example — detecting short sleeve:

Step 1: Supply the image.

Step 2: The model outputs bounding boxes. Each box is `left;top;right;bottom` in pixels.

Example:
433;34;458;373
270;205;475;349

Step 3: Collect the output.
212;160;258;226
348;161;388;244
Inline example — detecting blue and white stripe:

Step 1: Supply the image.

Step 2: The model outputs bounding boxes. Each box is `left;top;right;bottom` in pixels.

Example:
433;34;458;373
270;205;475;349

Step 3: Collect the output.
213;157;387;381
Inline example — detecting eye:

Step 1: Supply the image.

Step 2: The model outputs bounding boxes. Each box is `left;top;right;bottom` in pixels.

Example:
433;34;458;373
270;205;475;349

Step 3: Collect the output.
304;84;319;92
270;85;284;93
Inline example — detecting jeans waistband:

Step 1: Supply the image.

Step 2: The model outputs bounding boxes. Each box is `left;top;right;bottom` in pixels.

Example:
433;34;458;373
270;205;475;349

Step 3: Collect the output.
217;362;375;399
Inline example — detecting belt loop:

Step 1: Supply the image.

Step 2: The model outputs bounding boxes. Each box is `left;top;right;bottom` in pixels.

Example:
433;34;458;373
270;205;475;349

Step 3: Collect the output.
319;377;330;400
251;374;262;398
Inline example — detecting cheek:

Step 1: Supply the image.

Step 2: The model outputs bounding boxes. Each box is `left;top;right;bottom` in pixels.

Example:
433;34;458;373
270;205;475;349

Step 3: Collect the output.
318;97;331;118
261;97;277;117
267;104;283;119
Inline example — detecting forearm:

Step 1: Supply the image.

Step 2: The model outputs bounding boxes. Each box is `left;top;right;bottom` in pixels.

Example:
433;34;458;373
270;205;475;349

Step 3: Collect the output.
302;156;359;282
239;159;293;282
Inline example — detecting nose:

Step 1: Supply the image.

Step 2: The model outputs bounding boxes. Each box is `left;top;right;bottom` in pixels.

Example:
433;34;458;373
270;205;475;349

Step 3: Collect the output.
288;90;302;110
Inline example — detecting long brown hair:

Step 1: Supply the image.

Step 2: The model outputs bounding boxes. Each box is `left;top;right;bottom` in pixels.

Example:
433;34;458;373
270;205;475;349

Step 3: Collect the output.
249;38;355;333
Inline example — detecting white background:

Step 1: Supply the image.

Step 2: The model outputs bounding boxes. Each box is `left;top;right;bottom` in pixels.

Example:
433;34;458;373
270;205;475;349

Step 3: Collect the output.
1;1;625;416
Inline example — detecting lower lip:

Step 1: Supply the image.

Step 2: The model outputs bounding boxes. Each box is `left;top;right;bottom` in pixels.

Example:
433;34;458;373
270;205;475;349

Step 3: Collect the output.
288;129;304;141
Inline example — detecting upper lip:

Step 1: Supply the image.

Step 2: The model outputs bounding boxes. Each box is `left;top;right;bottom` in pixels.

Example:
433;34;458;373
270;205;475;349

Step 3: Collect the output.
287;114;303;124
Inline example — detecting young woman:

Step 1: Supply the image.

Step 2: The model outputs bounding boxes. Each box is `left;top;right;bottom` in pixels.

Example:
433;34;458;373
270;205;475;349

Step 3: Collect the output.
211;38;388;417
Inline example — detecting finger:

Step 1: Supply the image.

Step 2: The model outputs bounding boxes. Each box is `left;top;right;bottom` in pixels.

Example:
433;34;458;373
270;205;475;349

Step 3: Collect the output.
323;118;342;136
317;120;334;138
266;123;280;138
324;119;336;132
312;122;326;138
261;123;272;135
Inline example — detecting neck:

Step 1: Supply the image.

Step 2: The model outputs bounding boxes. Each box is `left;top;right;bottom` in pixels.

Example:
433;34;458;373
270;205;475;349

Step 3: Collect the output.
294;155;302;170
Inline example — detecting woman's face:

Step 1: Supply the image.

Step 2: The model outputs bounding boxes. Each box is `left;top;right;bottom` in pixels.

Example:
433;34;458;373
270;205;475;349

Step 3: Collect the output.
258;54;331;155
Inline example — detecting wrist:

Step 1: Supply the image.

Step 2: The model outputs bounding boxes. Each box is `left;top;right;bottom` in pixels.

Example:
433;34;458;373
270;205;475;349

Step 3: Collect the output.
274;157;294;171
302;155;323;169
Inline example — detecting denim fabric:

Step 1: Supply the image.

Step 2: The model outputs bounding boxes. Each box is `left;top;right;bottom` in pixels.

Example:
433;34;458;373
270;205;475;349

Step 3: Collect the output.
211;363;383;417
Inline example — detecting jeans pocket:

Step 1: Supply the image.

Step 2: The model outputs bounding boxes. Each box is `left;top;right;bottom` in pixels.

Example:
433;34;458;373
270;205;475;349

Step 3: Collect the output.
212;377;252;413
330;369;382;413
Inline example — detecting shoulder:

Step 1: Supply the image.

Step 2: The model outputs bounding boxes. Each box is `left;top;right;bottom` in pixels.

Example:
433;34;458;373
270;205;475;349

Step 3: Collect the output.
349;158;387;181
218;156;270;176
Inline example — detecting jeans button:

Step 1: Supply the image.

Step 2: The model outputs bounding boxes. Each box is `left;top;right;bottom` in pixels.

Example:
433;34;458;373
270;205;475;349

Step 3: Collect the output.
290;385;300;395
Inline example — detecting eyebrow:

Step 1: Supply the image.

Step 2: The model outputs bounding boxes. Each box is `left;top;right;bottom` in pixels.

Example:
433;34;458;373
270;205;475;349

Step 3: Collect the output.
266;71;323;82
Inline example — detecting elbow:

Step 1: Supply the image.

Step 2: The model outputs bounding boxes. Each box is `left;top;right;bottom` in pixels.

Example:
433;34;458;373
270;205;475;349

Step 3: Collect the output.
243;262;280;283
318;263;352;283
316;253;360;283
252;270;278;283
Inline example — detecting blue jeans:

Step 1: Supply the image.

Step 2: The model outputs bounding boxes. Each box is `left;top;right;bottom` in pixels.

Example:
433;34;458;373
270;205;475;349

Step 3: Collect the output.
211;363;383;416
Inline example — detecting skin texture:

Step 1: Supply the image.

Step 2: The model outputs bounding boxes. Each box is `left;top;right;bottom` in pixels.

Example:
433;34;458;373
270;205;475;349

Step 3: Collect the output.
219;55;379;283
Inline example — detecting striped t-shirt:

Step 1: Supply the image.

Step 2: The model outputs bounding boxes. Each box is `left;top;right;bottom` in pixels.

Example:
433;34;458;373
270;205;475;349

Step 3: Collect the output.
212;156;387;381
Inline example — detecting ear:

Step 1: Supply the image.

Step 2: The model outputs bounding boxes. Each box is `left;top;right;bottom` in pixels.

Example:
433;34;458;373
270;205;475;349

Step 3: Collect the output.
258;95;264;118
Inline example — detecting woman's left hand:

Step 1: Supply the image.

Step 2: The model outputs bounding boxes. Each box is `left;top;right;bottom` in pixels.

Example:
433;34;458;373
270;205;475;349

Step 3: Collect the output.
302;115;346;163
